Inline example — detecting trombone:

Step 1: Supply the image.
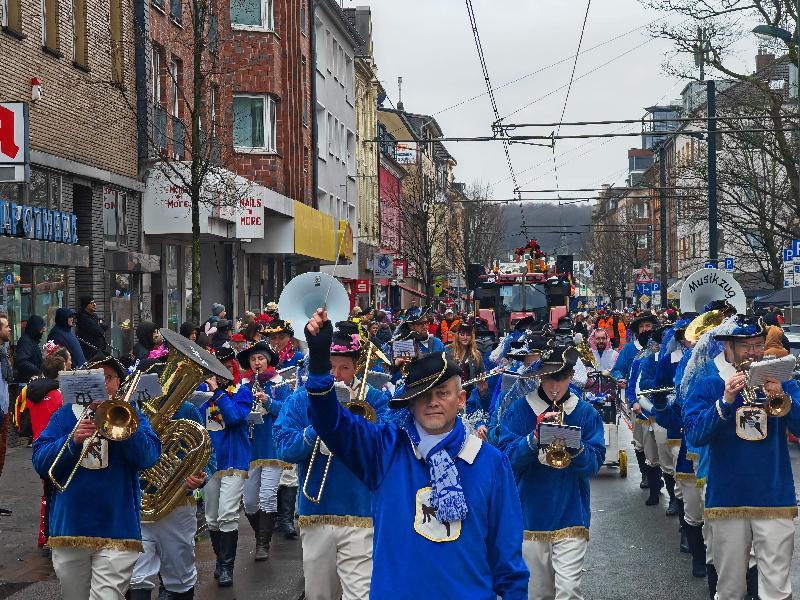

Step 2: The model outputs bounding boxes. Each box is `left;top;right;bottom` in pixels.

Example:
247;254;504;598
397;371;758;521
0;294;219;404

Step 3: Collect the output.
303;342;378;504
48;371;141;492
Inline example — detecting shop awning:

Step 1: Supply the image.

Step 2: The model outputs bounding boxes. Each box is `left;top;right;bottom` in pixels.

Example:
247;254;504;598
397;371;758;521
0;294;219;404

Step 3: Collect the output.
398;283;429;299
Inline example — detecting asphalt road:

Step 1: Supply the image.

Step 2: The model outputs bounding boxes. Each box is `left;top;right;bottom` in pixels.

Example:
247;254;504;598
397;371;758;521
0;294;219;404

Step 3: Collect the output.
3;424;800;599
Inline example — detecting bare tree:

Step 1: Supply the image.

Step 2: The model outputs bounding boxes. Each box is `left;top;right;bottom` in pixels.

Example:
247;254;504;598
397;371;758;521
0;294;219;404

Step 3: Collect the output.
642;0;800;214
459;182;506;276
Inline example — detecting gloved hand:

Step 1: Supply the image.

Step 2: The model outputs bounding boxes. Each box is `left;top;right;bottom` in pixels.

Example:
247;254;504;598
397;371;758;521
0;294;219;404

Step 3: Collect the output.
304;309;333;375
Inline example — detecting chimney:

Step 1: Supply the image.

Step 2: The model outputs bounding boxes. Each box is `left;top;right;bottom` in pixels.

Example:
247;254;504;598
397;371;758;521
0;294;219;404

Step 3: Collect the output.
756;47;776;73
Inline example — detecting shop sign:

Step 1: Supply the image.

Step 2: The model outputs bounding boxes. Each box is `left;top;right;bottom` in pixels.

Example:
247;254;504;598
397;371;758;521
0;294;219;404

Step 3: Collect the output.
0;102;28;164
0;199;77;244
354;279;370;294
337;220;354;260
236;194;264;239
395;141;417;164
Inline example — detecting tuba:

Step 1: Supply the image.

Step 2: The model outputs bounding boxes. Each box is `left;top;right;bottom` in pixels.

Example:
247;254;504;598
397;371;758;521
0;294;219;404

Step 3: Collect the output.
139;328;233;522
679;267;746;316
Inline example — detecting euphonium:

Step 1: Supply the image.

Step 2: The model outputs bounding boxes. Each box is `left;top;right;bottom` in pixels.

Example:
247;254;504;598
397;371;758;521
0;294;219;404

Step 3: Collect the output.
139;342;214;522
48;371;141;492
544;404;572;469
303;342;377;504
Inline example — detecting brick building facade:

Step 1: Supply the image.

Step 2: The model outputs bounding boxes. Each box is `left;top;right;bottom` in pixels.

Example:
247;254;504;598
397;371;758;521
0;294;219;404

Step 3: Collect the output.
0;0;156;356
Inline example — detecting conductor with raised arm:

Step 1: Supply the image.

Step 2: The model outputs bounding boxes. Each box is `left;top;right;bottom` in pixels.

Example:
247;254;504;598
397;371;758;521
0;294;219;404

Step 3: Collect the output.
303;308;529;599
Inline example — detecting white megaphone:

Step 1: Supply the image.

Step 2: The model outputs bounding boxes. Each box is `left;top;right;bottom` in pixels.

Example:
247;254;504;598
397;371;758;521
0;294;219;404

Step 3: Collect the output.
278;272;351;340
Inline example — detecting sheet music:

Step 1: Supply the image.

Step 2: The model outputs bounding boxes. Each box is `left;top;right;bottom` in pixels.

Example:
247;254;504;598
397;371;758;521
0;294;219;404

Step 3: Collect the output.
538;422;582;450
747;355;797;387
133;373;163;404
392;339;416;358
188;391;214;407
59;370;108;405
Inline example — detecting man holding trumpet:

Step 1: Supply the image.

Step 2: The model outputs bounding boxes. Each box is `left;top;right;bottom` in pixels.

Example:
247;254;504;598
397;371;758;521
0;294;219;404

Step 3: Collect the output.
32;355;161;600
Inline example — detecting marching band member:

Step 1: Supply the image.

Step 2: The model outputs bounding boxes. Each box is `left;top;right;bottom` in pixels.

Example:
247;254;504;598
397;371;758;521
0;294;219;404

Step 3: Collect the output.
197;346;251;588
684;315;800;600
613;312;658;489
638;325;679;512
32;355;161;600
266;319;305;370
237;341;293;562
303;309;529;598
499;345;605;600
129;365;216;600
274;326;388;600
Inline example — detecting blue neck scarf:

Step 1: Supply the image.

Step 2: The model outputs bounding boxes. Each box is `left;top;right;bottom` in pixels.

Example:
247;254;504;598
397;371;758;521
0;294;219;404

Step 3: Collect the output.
397;408;469;523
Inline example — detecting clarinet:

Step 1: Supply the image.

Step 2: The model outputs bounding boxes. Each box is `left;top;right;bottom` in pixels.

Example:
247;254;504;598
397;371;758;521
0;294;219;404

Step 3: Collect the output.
248;366;263;440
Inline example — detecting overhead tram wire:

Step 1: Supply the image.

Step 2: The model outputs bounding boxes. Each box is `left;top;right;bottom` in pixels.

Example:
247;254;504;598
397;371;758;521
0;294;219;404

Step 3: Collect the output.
464;0;519;191
381;14;671;139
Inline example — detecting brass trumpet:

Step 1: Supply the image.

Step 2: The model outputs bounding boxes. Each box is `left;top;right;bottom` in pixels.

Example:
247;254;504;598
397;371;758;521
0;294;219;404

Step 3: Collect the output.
544;404;571;469
736;360;791;418
48;371;141;492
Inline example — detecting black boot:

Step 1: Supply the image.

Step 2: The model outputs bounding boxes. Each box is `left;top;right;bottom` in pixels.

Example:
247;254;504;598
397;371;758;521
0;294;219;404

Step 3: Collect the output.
706;563;718;598
745;565;759;600
274;487;289;534
684;523;707;578
245;511;262;561
664;474;679;516
282;486;298;539
635;450;649;488
645;465;662;506
255;511;276;561
208;529;221;579
679;517;690;553
217;530;238;588
127;590;152;600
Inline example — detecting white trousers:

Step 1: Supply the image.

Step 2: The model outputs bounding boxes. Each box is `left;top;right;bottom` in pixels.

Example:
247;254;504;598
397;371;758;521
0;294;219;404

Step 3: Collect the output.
631;419;645;452
243;465;282;514
653;424;674;477
52;547;139;600
300;524;373;600
280;463;298;487
523;537;588;600
642;425;659;468
679;480;704;527
204;474;245;532
708;518;795;600
130;505;197;593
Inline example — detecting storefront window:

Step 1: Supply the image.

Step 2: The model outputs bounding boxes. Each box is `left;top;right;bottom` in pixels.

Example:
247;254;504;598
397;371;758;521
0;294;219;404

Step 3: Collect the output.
34;266;66;330
184;247;193;323
166;245;180;331
0;182;23;203
110;273;134;359
0;264;66;343
103;187;128;247
0;264;22;342
29;170;62;210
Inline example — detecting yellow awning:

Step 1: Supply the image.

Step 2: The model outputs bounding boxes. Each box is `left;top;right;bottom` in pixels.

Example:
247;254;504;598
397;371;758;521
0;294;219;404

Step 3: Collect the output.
294;201;336;262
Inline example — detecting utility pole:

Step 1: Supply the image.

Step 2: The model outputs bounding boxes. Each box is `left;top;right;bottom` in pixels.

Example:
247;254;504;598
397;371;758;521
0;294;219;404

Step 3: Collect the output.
707;79;718;263
659;145;668;306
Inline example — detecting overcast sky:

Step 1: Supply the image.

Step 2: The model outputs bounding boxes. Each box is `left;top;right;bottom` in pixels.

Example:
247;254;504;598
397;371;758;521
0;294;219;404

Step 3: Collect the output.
358;0;759;207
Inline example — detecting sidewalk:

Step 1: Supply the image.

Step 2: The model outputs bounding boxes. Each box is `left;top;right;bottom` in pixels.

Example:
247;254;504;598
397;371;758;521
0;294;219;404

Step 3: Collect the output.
0;445;304;599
